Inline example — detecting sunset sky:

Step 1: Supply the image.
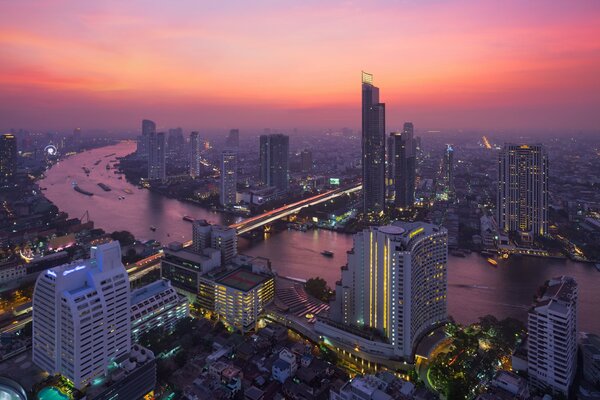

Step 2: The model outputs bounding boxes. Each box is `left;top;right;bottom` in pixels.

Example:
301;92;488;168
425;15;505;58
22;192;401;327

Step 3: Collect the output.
1;0;599;133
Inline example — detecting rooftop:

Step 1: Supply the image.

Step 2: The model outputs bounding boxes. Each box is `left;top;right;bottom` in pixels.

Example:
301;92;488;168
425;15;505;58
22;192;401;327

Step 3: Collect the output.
217;268;270;292
131;278;174;305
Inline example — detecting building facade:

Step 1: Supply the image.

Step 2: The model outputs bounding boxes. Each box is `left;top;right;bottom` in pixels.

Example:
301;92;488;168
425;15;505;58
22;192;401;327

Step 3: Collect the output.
528;276;577;396
259;134;289;191
389;123;416;209
138;119;155;159
130;279;189;342
361;72;386;215
498;144;549;242
32;241;131;389
0;133;17;186
226;129;240;149
326;221;448;359
147;130;166;181
579;332;600;387
189;131;201;178
220;150;238;207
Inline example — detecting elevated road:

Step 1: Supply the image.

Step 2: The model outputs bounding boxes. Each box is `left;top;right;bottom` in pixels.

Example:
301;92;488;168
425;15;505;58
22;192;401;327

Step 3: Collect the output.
231;183;362;234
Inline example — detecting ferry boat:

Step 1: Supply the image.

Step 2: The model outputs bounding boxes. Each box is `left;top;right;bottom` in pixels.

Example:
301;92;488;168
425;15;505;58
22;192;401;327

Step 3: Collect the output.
487;258;498;267
321;250;334;257
82;167;91;174
182;216;195;222
150;226;157;232
124;188;133;194
97;183;111;192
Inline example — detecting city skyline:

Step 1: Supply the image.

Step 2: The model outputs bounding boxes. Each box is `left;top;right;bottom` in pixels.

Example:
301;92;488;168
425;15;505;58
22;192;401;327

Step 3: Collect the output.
1;1;600;132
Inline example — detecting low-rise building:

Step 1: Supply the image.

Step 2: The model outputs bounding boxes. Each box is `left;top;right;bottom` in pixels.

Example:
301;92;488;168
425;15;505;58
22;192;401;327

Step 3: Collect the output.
130;279;189;342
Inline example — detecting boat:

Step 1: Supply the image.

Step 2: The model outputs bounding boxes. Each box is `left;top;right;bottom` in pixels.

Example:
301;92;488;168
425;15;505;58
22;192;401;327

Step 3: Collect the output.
73;184;94;196
97;183;111;192
94;160;101;166
183;216;195;222
124;189;133;194
150;226;157;232
105;164;111;170
321;250;334;257
82;167;91;174
487;258;498;266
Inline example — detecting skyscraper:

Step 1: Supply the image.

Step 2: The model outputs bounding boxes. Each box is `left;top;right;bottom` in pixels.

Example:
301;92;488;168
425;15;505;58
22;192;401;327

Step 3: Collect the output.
528;276;578;396
189;131;201;178
226;129;240;149
139;119;155;159
300;149;313;173
443;144;454;197
389;123;416;208
326;221;448;359
167;127;184;160
32;241;131;389
0;133;17;185
220;150;237;207
148;131;166;181
259;134;289;191
498;144;548;242
361;71;386;214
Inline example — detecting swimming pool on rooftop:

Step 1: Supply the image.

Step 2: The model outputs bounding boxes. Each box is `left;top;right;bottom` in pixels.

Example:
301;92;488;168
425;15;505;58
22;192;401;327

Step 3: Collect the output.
37;386;70;400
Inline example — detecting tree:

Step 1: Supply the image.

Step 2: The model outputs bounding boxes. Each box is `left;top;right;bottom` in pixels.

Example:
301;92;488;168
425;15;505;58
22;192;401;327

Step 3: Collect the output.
110;230;135;246
305;277;330;302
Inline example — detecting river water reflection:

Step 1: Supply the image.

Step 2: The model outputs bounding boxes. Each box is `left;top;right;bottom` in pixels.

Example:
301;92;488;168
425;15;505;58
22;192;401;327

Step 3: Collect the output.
43;142;600;333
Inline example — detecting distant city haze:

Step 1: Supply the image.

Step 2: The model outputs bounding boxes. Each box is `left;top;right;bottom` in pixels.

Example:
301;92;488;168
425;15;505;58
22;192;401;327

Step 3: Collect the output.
1;1;600;132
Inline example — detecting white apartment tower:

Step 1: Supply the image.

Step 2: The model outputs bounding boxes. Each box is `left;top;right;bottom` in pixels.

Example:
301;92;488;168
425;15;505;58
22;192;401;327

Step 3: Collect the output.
329;221;448;358
189;131;201;178
498;144;548;242
528;276;578;396
220;150;237;207
148;131;166;180
32;241;131;389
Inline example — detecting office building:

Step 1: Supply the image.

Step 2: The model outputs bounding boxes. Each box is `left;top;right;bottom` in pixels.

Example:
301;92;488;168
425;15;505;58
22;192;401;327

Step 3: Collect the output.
161;242;221;296
226;129;240;149
189;131;201;178
32;241;131;389
191;220;237;265
443;144;454;197
220;150;238;207
0;133;17;185
579;332;600;387
139;119;155;159
259;134;289;191
300;149;313;172
85;344;156;400
389;123;416;208
528;276;577;396
130;279;189;342
214;268;274;333
498;144;548;242
361;71;386;215
321;221;448;360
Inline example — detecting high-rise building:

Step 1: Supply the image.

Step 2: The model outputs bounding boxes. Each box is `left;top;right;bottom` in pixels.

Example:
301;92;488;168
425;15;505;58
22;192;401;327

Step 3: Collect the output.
361;71;386;215
189;131;201;178
220;150;237;207
497;144;548;242
259;134;289;191
167;127;185;161
191;220;237;265
389;123;416;208
300;149;313;173
226;129;240;149
0;133;17;185
579;332;600;388
323;221;448;359
32;241;131;389
147;131;166;181
443;144;455;197
139;119;155;159
528;276;578;396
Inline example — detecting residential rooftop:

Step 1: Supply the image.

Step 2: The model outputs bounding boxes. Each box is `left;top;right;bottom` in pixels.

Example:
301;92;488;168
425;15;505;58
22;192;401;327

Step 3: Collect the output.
217;268;270;292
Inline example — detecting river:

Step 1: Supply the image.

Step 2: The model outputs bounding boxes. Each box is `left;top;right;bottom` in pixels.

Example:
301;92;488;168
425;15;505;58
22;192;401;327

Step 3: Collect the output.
42;142;600;333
